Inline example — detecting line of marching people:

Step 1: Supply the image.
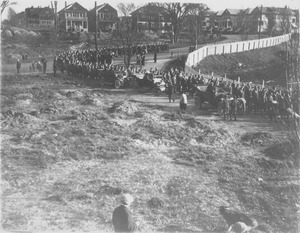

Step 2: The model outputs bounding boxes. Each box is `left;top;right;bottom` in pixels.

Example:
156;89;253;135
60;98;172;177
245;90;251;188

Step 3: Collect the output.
53;42;169;77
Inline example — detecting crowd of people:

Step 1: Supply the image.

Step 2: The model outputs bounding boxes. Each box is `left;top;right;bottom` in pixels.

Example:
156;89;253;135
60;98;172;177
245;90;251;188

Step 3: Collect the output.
125;66;299;120
52;49;299;121
52;42;169;77
18;41;298;121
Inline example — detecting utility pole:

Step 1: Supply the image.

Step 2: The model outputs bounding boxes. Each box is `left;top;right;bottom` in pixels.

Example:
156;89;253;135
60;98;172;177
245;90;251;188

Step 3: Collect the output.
195;16;198;49
95;1;98;65
54;1;58;56
54;1;57;31
258;5;263;39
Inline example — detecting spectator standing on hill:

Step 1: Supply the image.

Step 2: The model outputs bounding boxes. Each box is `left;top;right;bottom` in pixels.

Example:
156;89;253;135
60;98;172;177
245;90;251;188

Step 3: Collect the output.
53;56;57;76
41;58;47;74
141;53;146;66
16;59;21;74
154;47;157;63
180;92;188;113
112;193;139;232
167;81;175;103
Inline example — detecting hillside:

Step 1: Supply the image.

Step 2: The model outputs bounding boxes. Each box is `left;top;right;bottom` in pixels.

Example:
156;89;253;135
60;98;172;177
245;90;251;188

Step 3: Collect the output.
195;45;287;85
1;73;299;232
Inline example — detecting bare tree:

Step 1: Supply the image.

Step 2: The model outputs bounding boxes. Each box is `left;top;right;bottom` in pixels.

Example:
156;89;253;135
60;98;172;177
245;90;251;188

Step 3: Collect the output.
276;6;292;35
156;3;193;44
184;3;209;47
237;9;260;40
1;0;16;15
265;8;276;37
112;3;149;67
6;7;17;25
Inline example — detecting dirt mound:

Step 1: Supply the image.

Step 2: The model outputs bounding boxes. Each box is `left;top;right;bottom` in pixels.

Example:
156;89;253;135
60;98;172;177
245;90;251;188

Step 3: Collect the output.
54;100;76;109
82;98;103;107
108;101;140;115
241;131;275;146
147;197;164;209
15;98;32;105
163;113;196;122
53;93;66;99
94;185;125;196
29;88;58;100
15;93;34;100
3;148;56;170
185;118;212;130
39;106;59;114
264;140;299;160
65;90;84;98
136;112;161;125
1;110;41;121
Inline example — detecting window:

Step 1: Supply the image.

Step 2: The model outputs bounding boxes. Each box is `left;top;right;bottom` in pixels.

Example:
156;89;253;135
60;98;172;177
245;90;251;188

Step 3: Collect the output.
292;18;296;23
83;21;87;28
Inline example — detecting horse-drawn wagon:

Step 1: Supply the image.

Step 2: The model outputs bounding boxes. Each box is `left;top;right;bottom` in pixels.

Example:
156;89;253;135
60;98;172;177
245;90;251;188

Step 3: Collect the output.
194;83;246;115
131;72;166;95
98;68;133;89
194;84;228;109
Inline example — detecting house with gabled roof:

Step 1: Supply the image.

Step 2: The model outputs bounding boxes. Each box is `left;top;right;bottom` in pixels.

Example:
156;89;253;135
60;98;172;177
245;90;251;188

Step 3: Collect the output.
58;2;88;32
131;3;172;34
87;3;118;32
215;8;244;31
25;6;55;29
212;6;298;34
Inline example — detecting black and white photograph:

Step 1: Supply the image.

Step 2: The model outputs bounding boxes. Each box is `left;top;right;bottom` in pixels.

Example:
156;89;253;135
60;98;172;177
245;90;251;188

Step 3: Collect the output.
0;0;299;232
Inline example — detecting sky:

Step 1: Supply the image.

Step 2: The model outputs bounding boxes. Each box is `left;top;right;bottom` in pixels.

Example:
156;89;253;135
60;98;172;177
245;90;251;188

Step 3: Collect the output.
1;0;299;19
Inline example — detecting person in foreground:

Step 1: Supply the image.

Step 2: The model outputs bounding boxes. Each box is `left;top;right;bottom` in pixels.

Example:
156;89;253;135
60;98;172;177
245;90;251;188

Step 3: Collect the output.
112;193;139;232
180;92;187;113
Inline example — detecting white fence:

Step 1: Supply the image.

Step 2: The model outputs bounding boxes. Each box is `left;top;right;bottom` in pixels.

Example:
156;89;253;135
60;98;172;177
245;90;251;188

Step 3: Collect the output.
186;34;291;67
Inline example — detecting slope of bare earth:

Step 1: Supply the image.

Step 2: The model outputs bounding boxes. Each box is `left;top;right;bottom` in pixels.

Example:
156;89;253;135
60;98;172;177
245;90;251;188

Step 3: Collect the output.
196;44;287;85
1;73;299;232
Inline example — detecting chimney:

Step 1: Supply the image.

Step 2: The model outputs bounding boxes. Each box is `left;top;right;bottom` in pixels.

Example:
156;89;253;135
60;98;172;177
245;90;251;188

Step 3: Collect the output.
65;1;67;7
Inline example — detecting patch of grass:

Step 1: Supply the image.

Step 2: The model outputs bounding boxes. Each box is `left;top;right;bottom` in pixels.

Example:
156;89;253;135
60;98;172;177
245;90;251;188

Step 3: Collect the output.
264;139;298;160
196;45;286;85
241;131;275;146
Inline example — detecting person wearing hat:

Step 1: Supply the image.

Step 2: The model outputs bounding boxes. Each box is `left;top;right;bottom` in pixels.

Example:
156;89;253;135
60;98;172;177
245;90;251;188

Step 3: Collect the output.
112;193;139;232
